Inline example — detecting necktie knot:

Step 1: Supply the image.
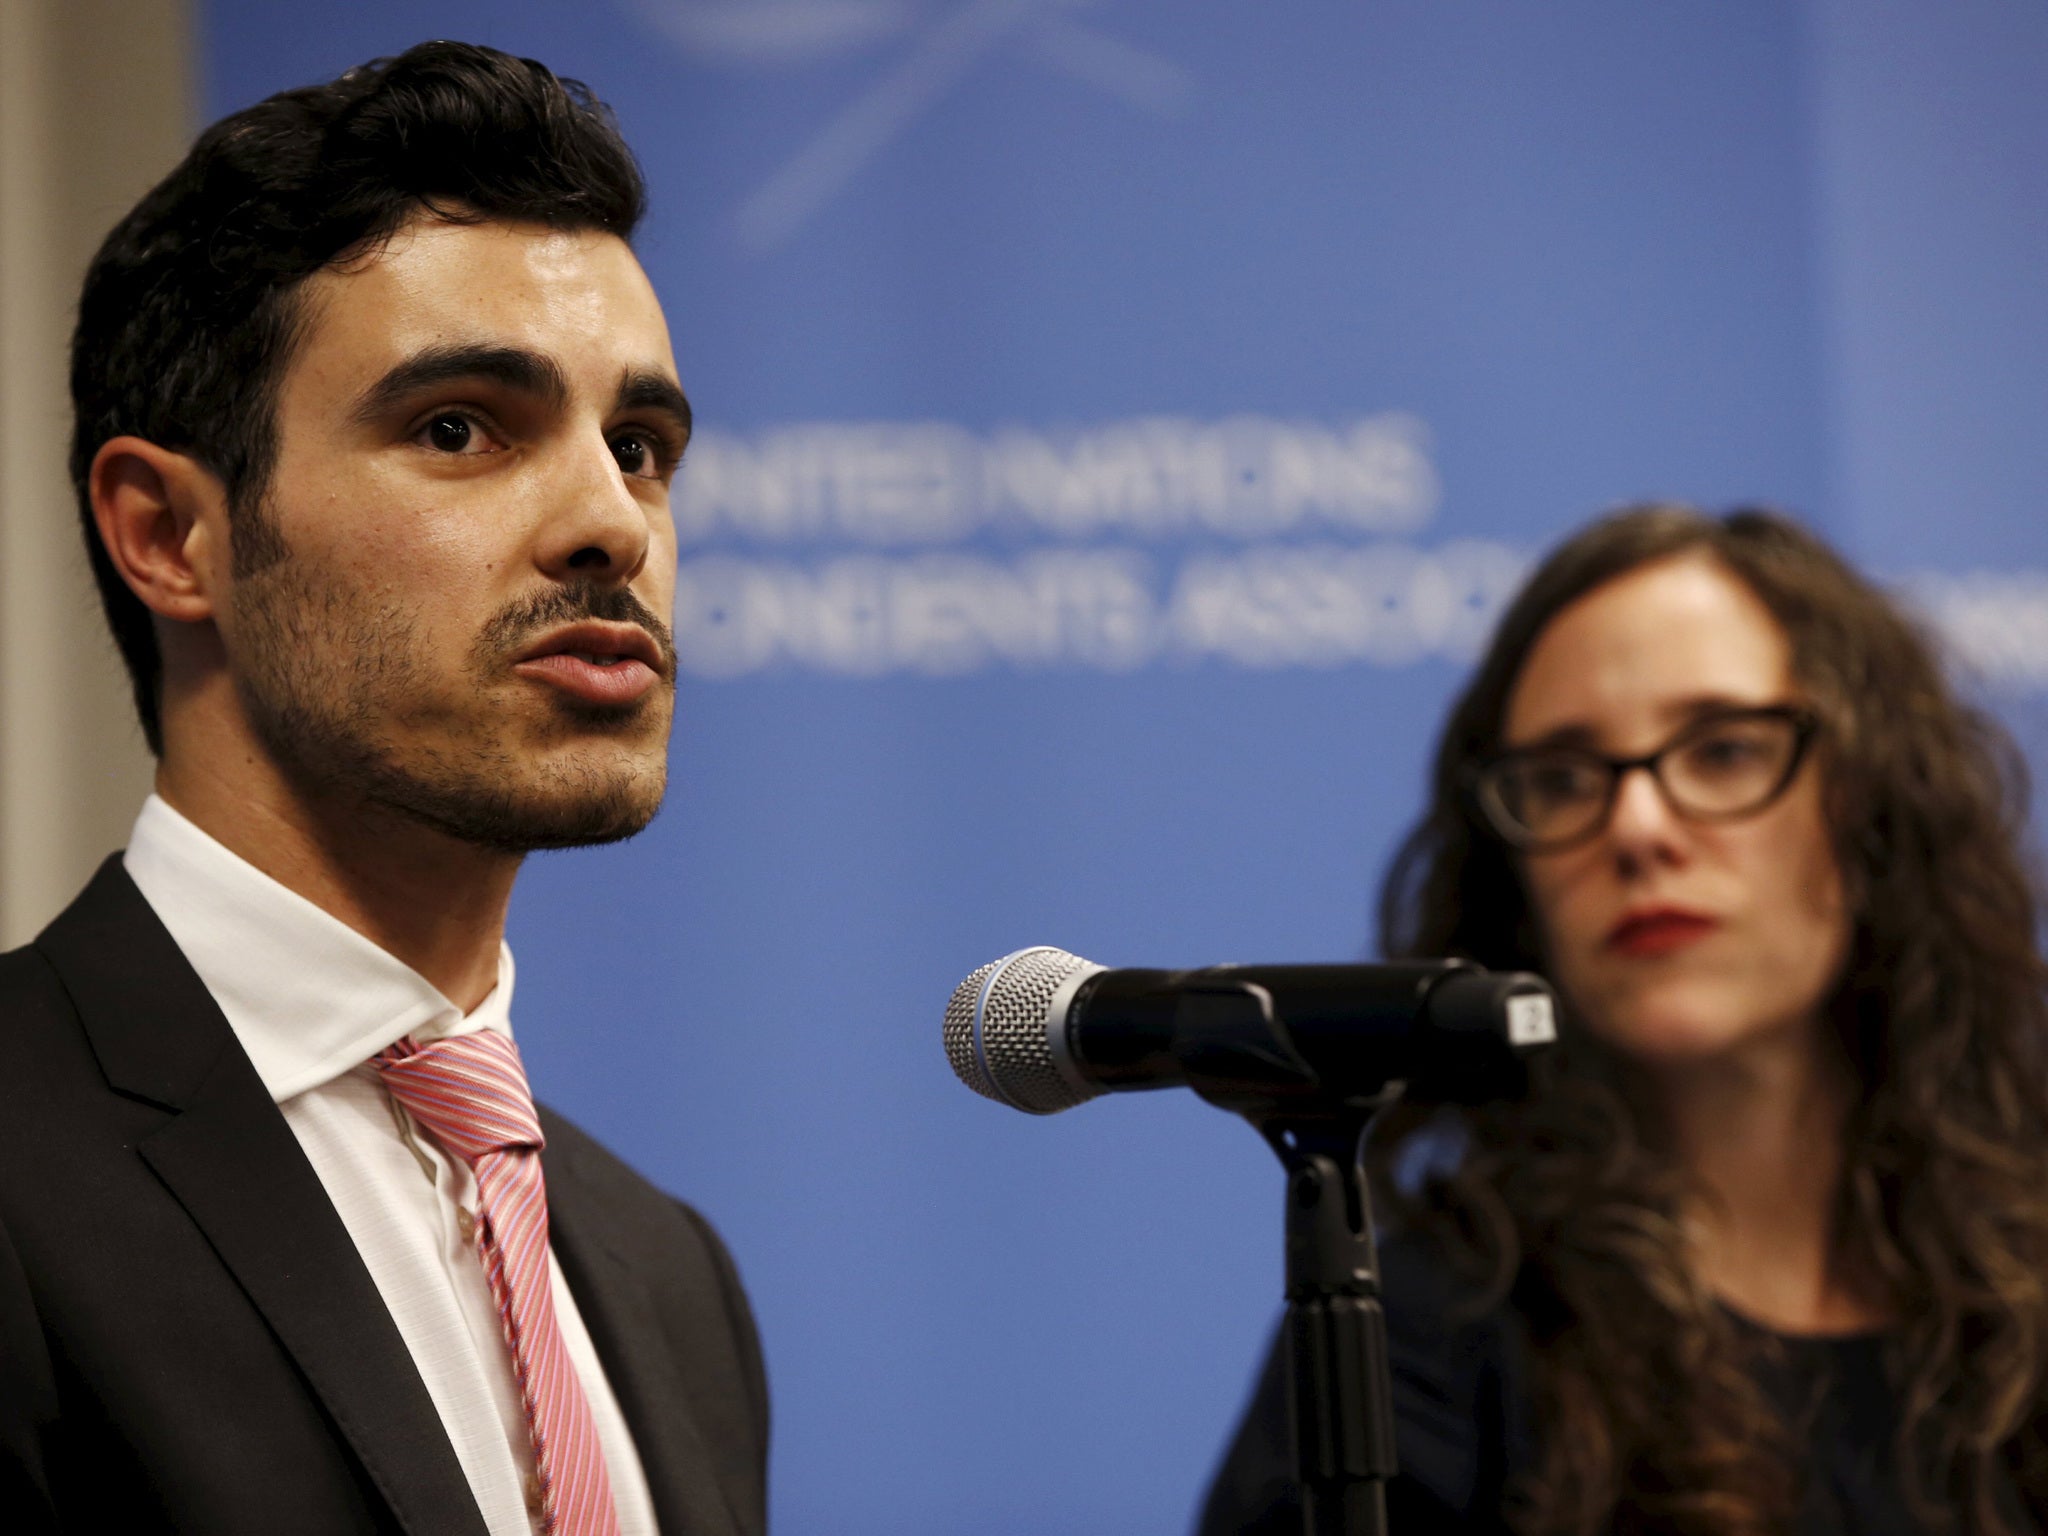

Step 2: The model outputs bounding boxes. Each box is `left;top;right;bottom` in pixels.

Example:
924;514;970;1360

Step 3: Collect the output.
374;1030;545;1163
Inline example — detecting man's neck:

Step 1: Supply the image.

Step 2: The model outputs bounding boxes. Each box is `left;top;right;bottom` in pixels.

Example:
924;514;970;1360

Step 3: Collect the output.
153;756;519;1014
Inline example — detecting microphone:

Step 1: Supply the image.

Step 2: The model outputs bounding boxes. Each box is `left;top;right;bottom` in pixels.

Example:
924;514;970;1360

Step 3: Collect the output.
943;947;1558;1115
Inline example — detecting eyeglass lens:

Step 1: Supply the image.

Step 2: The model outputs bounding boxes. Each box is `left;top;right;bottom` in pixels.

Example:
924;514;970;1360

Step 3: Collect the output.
1485;712;1805;848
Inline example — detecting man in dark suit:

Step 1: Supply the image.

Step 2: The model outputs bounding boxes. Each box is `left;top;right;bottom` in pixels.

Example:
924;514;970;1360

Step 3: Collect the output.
0;41;767;1535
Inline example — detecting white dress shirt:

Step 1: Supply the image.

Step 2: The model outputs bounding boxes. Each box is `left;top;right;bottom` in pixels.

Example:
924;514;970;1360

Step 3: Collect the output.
123;793;659;1536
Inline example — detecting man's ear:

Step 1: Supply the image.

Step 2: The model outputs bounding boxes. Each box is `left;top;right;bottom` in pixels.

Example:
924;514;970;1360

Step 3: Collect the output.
89;437;229;623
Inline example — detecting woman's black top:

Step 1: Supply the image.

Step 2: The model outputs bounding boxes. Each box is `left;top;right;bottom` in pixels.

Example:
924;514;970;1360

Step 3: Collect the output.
1196;1232;1924;1536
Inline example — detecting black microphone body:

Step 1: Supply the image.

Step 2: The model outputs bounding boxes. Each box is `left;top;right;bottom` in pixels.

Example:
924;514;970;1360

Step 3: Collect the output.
945;948;1557;1115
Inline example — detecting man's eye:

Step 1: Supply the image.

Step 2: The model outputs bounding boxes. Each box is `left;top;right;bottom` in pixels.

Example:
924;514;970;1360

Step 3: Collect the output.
610;430;669;480
424;414;484;453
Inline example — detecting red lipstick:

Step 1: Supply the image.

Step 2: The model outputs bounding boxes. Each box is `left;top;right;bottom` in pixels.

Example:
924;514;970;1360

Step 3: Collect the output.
1606;907;1719;958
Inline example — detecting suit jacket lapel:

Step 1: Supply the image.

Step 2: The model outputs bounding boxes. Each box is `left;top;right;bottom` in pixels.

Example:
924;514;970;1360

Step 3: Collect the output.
37;858;489;1536
546;1148;744;1536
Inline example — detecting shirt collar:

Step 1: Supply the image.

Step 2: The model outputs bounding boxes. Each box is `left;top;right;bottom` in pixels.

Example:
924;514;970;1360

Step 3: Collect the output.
122;793;516;1103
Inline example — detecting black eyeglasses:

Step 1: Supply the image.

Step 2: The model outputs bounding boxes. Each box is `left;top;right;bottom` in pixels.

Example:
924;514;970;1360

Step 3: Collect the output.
1468;705;1820;852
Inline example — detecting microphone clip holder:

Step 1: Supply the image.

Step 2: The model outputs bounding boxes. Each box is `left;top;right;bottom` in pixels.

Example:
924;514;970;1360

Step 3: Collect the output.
1172;982;1401;1536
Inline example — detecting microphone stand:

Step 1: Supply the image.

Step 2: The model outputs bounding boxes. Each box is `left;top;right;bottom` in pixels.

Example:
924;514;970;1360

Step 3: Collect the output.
1254;1106;1397;1536
1173;983;1400;1536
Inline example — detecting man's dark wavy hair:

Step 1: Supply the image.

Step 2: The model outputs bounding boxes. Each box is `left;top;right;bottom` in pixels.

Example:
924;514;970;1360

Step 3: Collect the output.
1373;505;2048;1534
68;40;646;753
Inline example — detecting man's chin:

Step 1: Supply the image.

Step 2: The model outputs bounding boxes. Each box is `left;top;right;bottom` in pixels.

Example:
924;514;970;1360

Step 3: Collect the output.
365;767;667;854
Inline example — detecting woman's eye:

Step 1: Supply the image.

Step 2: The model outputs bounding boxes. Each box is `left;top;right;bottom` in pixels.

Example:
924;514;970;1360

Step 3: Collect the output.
1524;761;1602;804
1690;731;1766;770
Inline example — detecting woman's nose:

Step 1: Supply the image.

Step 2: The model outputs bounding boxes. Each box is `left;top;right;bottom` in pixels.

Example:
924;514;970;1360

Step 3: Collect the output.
1603;764;1685;864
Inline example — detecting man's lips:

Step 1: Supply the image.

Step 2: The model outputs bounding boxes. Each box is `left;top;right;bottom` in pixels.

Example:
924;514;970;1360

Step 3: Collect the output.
511;622;667;707
1606;907;1720;958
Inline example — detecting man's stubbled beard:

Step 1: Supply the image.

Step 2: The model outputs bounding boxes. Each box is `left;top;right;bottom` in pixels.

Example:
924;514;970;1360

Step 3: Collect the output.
226;517;678;853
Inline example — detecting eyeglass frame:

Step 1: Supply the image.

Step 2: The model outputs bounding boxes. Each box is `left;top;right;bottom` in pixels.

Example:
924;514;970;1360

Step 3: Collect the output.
1464;704;1822;854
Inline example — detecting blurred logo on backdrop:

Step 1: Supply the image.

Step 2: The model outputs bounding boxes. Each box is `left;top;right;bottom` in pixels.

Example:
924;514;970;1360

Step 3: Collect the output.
671;412;1531;679
625;0;1195;248
666;414;2048;689
626;6;2048;695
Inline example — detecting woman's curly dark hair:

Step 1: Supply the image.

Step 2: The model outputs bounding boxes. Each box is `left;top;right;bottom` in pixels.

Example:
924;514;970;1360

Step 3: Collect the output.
1372;505;2048;1534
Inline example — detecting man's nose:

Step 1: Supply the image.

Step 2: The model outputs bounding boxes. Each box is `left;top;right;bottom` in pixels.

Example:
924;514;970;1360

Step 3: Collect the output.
534;436;654;584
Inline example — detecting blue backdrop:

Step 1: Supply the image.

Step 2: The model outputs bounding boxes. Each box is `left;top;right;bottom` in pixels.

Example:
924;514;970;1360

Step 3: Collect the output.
198;4;2048;1531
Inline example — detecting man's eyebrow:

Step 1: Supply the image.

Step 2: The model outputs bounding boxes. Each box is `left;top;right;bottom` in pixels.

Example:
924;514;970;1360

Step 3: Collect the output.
348;344;570;425
615;369;692;437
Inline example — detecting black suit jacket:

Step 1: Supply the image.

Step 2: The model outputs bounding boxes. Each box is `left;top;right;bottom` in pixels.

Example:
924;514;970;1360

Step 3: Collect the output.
0;857;769;1535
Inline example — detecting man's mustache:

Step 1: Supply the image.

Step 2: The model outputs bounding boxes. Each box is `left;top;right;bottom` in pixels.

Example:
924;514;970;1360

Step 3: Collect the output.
479;582;680;678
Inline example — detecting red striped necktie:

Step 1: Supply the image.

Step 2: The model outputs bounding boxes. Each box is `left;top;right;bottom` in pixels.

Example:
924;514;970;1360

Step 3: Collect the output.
375;1030;622;1536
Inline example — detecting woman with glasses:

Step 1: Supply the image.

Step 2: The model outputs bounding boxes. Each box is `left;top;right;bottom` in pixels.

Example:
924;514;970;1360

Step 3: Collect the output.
1200;506;2048;1535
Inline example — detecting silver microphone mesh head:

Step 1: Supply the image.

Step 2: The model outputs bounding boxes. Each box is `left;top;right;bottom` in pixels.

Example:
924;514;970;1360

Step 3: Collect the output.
942;946;1106;1114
